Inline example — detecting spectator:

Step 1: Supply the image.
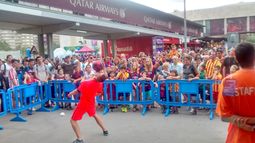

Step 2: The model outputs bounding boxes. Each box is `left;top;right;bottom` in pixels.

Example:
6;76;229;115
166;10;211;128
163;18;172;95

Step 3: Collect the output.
212;65;223;103
62;56;74;76
1;55;13;90
205;50;221;79
183;55;199;80
83;64;95;80
55;69;65;80
169;56;183;78
168;45;179;59
9;59;19;88
222;48;239;77
28;59;35;71
71;65;84;86
230;65;239;74
34;56;49;82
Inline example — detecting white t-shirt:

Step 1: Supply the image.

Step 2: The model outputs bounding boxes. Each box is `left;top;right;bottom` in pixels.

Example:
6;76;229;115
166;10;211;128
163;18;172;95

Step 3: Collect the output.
1;63;12;78
33;64;48;81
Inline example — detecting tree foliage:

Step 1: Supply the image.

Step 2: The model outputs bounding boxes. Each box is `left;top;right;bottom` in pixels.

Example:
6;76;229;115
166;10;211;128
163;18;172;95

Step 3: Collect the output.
0;40;12;51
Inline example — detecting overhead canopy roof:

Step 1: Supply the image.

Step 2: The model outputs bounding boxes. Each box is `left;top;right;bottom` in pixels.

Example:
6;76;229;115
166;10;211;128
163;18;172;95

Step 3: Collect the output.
0;0;203;40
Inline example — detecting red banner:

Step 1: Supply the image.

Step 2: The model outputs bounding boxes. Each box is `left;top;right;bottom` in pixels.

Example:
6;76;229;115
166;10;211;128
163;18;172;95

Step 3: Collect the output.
116;37;153;57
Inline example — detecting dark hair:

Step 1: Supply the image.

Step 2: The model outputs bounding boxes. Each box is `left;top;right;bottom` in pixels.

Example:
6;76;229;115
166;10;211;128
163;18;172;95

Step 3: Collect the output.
6;55;12;60
184;55;192;61
29;59;35;62
36;56;42;61
235;42;255;68
170;70;178;76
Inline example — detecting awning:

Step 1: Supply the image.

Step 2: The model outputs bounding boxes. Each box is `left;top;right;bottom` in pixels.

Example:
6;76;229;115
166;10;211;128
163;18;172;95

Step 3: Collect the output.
75;46;95;53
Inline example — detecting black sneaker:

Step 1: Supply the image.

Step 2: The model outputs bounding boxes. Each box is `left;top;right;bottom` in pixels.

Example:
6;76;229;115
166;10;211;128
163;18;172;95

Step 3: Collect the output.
72;139;84;143
103;130;109;136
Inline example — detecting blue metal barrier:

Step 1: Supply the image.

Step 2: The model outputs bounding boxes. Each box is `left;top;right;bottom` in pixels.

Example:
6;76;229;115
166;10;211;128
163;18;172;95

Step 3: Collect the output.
156;79;216;119
7;82;50;122
97;80;155;115
0;90;7;130
48;80;78;111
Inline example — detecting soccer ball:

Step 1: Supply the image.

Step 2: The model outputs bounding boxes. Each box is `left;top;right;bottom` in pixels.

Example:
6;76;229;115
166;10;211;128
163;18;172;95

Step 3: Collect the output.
93;61;104;72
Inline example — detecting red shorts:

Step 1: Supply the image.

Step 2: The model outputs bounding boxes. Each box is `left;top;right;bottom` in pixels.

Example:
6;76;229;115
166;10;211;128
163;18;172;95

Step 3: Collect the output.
71;104;96;121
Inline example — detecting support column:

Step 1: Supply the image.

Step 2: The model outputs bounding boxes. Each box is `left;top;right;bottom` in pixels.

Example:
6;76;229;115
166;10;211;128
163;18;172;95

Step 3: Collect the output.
103;40;108;57
224;18;227;35
111;39;116;58
247;16;250;32
38;34;45;57
202;20;206;36
46;33;53;59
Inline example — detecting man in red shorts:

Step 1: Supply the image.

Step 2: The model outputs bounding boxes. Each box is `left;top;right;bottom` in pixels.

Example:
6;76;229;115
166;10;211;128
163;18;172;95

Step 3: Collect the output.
68;72;108;143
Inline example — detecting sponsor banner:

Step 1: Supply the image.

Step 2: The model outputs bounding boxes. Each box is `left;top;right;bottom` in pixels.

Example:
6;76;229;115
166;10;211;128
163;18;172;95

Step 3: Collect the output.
21;0;202;36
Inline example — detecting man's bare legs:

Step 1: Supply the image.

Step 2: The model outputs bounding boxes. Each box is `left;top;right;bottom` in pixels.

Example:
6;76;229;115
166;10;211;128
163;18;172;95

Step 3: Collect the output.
70;119;82;140
93;114;108;135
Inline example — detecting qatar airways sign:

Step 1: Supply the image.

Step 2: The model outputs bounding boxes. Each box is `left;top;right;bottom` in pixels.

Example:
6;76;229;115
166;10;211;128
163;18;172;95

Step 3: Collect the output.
69;0;126;18
21;0;200;36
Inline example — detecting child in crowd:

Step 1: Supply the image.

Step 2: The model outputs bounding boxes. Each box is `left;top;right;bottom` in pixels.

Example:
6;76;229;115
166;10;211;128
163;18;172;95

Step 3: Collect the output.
230;65;239;74
188;74;198;115
138;71;152;110
212;65;223;103
159;62;170;79
166;70;180;114
199;65;206;79
106;71;117;111
71;65;84;87
23;70;39;84
116;65;130;112
55;69;65;80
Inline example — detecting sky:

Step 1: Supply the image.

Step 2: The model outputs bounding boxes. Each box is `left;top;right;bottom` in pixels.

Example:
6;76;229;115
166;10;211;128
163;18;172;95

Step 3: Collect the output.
130;0;255;13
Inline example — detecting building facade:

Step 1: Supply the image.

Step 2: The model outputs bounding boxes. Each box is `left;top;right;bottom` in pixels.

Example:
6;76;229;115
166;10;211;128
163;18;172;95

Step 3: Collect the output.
173;2;255;37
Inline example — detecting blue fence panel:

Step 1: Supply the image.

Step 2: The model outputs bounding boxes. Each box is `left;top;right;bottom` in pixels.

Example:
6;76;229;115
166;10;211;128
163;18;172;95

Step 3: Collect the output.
97;80;155;115
156;80;216;119
7;82;50;122
0;90;7;130
49;80;79;111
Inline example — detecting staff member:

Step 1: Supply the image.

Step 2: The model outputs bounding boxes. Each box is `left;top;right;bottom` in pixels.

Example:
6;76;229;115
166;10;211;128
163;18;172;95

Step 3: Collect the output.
216;42;255;143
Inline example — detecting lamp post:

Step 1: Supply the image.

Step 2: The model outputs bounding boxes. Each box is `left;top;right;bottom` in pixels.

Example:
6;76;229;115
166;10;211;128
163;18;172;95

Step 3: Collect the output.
184;0;188;50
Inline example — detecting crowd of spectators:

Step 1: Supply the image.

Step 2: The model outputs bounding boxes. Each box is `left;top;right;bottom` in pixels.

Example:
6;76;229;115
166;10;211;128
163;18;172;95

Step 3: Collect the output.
0;44;240;114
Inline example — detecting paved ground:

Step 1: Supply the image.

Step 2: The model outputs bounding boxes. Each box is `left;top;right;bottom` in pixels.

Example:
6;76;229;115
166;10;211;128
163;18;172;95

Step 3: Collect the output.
0;108;228;143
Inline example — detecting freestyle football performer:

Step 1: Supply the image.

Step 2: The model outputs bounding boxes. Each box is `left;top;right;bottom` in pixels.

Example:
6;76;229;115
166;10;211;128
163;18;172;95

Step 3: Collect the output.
68;61;108;143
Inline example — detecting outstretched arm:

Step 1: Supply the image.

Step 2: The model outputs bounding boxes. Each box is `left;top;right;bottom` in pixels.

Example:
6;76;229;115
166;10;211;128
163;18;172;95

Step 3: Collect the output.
68;89;79;97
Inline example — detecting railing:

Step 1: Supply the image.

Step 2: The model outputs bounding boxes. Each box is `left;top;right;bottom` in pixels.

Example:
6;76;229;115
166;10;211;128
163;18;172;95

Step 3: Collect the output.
155;80;216;120
0;79;221;130
0;90;7;130
97;80;155;115
48;80;78;111
7;82;50;122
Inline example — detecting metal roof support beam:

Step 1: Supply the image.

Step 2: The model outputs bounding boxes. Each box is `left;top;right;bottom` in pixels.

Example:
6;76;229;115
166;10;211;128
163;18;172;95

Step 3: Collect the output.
17;22;75;34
